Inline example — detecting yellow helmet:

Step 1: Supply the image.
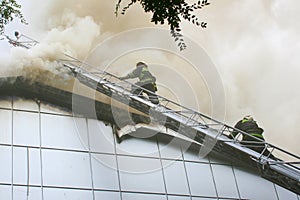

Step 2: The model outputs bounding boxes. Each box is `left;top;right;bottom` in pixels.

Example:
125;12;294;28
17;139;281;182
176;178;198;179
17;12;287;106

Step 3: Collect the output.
244;115;253;121
136;61;147;67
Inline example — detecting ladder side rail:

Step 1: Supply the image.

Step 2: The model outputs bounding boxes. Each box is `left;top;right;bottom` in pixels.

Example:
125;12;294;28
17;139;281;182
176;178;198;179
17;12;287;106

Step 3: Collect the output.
60;57;148;99
59;59;84;68
225;126;300;171
66;56;300;169
6;33;300;194
7;32;300;169
18;34;39;44
59;55;226;130
9;41;300;174
224;124;300;168
61;54;220;128
5;34;39;49
268;146;300;171
63;61;157;109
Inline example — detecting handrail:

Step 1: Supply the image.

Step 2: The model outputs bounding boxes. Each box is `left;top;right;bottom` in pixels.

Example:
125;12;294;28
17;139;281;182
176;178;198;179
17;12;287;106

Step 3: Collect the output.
5;33;300;188
59;54;300;168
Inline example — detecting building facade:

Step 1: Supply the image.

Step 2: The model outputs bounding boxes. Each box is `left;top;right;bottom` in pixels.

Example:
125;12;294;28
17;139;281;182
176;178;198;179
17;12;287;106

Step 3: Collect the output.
0;96;299;200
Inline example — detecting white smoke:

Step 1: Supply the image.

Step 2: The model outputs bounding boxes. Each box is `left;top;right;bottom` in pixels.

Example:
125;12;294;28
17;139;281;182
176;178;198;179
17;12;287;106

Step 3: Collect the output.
3;2;101;87
181;0;300;156
1;0;299;156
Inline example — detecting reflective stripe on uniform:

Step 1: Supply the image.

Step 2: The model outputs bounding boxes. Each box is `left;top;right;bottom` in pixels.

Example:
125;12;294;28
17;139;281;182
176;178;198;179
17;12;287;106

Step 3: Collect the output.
250;133;264;139
139;67;149;79
139;67;154;83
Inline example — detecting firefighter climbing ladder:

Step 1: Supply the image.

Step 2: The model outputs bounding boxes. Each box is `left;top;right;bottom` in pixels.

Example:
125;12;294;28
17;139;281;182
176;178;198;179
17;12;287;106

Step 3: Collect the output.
5;33;300;195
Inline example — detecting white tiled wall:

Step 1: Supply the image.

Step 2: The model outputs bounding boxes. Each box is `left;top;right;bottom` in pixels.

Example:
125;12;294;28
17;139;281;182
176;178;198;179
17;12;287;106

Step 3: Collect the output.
275;185;299;200
0;109;12;144
42;150;92;188
116;136;160;158
0;185;11;199
185;162;216;197
234;166;278;200
43;188;93;200
88;119;115;154
0;97;297;200
14;186;42;200
0;146;12;184
13;147;41;185
122;192;167;200
162;160;189;195
211;164;240;198
13;111;40;147
41;114;89;151
94;191;121;200
91;153;119;190
118;155;165;193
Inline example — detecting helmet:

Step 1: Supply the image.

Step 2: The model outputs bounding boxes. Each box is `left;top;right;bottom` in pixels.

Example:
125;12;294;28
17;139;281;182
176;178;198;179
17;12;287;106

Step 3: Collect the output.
14;31;20;38
136;61;147;67
244;115;253;121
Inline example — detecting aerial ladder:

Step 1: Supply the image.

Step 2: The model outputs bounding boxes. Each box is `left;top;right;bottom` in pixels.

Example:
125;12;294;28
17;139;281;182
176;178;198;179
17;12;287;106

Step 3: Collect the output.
4;31;38;49
4;32;300;195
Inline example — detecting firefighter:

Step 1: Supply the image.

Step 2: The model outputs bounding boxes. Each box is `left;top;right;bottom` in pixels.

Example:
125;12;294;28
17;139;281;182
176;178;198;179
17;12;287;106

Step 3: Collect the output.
120;62;159;104
230;115;276;159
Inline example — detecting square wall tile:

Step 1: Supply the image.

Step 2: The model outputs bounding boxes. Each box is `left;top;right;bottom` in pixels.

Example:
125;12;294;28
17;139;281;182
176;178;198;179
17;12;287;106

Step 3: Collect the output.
211;164;239;198
42;149;92;189
13;111;40;147
185;162;216;197
13;147;41;185
275;184;298;200
122;192;167;200
88;119;115;153
91;153;119;190
41;114;89;151
12;148;26;185
0;146;12;183
13;186;42;200
233;166;278;200
95;191;121;200
168;196;191;200
158;135;183;160
162;160;189;195
43;188;93;200
182;143;209;163
0;109;12;144
0;185;11;199
118;156;165;193
116;135;159;158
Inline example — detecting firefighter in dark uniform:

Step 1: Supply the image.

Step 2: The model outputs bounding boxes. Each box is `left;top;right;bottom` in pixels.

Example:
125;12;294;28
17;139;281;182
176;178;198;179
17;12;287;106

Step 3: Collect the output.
120;62;159;104
230;115;276;159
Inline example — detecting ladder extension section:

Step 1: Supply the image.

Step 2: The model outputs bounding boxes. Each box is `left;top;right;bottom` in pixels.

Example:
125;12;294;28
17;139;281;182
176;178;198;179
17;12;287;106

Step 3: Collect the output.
4;32;38;49
60;55;300;195
5;35;300;195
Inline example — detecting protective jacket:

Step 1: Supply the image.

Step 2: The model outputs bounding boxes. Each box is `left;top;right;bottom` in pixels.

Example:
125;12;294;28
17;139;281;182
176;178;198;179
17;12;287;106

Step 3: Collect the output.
230;118;277;160
230;118;264;140
123;65;156;85
121;64;159;104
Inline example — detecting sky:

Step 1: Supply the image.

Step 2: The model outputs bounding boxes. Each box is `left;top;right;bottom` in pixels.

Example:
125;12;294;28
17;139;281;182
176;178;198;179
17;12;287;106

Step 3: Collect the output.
0;0;300;157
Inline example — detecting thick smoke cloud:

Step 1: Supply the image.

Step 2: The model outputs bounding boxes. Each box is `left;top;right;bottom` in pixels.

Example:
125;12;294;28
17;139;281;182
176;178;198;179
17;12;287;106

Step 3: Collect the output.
2;0;153;87
1;0;299;156
3;2;101;87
